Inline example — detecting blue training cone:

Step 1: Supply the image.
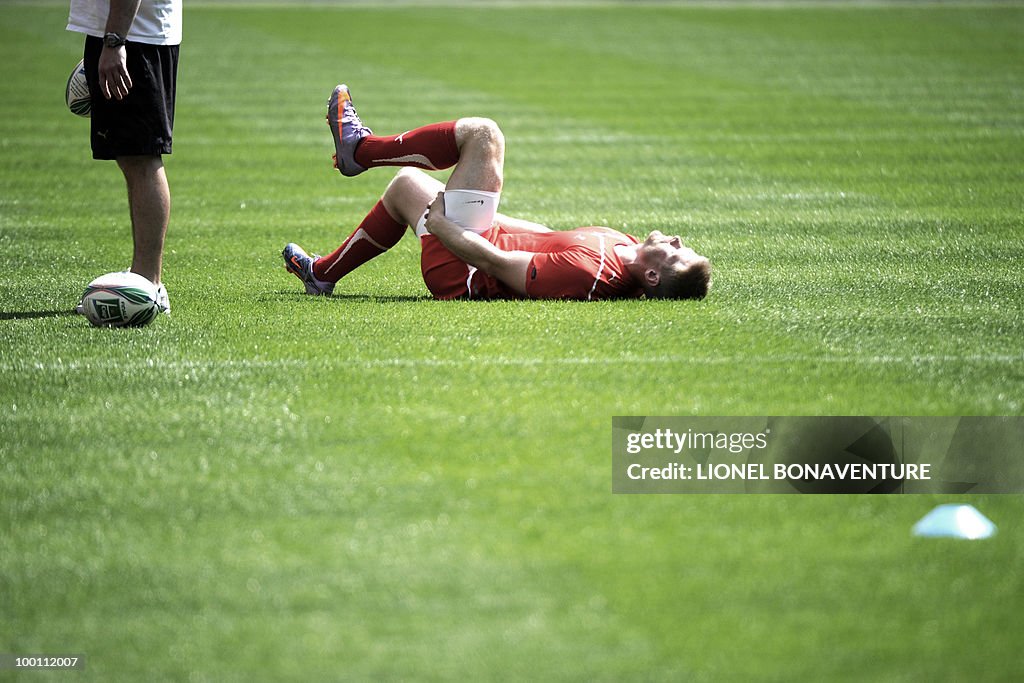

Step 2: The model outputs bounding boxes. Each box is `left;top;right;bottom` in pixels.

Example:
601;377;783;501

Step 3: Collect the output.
912;504;996;540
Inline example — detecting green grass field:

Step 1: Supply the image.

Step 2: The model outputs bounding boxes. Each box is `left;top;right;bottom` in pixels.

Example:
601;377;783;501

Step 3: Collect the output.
2;1;1023;680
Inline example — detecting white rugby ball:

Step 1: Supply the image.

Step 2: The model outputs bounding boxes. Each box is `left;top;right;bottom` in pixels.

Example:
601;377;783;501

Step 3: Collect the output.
66;59;91;117
79;271;161;327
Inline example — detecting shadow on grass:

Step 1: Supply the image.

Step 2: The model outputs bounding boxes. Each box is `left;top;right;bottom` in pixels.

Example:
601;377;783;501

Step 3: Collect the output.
268;291;652;305
1;309;77;321
269;290;433;304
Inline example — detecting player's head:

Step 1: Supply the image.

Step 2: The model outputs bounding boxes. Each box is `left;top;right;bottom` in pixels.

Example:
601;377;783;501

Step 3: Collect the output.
637;231;711;300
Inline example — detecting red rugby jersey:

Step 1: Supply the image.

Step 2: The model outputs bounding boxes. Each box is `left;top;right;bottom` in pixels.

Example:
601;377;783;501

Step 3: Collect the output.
420;226;644;300
493;226;643;300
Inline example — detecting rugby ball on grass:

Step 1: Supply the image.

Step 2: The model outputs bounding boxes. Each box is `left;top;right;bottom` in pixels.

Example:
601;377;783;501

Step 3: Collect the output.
78;271;161;328
66;59;91;117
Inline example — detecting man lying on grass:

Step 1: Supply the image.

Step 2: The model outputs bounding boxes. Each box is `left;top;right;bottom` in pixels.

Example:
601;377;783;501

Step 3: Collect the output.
283;84;711;301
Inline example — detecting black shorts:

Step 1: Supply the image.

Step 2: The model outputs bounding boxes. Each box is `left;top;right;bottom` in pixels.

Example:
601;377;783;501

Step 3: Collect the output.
83;36;179;160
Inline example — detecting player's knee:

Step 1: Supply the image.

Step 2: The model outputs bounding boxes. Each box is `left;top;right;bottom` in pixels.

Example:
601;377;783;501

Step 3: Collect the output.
384;167;439;226
472;117;504;146
389;166;424;190
385;167;427;199
458;117;505;155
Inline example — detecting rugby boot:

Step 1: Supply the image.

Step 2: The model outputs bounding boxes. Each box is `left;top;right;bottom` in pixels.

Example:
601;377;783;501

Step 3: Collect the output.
283;242;335;296
327;84;372;177
155;283;170;314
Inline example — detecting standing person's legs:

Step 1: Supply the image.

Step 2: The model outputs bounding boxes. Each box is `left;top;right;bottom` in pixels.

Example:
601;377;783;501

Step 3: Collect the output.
118;155;170;284
81;37;177;312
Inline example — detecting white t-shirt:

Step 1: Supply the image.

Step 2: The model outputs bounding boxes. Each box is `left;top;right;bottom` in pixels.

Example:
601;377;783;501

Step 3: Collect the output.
67;0;182;46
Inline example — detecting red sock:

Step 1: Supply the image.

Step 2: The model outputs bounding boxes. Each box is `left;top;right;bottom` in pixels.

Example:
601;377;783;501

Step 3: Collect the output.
313;201;406;283
354;121;460;171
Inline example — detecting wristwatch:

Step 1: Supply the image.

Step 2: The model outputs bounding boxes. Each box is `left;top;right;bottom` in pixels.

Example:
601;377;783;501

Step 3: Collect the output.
103;32;127;48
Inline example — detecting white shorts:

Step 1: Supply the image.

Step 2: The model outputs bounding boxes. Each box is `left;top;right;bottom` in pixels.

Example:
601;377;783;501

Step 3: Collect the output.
414;189;501;237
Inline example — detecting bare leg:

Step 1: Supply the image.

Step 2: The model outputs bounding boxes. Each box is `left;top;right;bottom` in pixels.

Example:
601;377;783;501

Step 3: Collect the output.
381;167;443;227
117;154;169;284
446;117;504;193
375;117;505;229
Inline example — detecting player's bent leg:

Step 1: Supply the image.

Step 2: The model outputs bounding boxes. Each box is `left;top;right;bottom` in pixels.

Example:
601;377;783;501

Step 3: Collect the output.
400;178;499;238
383;167;497;238
283;168;431;296
404;118;504;237
382;167;443;228
383;166;500;238
425;189;500;236
446;117;504;194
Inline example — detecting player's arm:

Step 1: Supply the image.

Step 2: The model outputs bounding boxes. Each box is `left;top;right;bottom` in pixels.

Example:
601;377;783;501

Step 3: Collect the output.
424;193;532;296
493;213;553;234
99;0;143;100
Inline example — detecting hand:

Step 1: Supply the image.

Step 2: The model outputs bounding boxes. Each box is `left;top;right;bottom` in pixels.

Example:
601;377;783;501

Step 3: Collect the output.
98;45;132;100
423;192;446;235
